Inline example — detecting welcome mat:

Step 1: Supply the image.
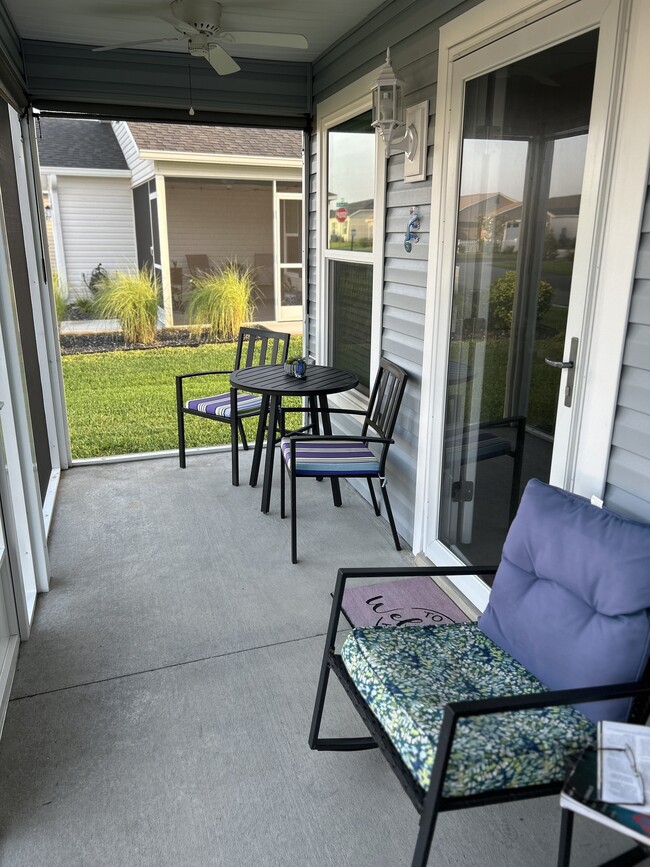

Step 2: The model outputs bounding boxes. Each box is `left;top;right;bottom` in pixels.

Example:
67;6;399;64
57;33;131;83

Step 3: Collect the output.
342;575;470;628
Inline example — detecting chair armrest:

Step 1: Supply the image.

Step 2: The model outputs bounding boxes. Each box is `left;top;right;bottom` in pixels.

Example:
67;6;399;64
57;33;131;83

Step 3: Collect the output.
287;434;394;446
176;369;233;382
279;405;367;419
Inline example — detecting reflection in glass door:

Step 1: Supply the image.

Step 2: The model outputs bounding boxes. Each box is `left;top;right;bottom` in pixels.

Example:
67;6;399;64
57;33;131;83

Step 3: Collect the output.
275;193;302;321
439;31;598;567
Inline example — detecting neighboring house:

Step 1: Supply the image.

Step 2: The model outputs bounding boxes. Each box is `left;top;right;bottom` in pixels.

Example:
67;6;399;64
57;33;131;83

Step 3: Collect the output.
38;118;303;325
38;117;137;299
112;121;303;326
0;0;648;725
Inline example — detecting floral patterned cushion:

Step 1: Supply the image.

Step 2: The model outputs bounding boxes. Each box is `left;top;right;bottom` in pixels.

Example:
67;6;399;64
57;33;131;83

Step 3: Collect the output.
341;622;596;797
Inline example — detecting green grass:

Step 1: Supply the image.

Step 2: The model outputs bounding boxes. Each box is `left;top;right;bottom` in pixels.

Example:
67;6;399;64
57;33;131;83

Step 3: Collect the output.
62;338;302;459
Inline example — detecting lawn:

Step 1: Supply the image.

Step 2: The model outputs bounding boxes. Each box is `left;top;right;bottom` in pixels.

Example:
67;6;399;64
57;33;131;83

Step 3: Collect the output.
62;337;302;459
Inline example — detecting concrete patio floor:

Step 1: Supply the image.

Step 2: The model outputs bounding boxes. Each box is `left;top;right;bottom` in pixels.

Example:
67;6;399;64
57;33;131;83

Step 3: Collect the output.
0;451;642;865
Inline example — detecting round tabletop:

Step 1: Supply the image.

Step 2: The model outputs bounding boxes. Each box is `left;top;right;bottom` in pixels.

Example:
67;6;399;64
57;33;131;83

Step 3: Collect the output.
230;364;359;397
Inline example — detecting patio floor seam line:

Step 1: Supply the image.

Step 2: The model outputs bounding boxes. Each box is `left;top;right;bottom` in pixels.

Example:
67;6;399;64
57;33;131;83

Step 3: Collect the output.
9;629;334;704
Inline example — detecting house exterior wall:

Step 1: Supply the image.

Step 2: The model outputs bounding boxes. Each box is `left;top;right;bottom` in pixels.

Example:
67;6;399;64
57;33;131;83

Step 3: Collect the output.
111;121;154;188
54;174;137;295
309;0;650;546
309;0;480;543
605;175;650;522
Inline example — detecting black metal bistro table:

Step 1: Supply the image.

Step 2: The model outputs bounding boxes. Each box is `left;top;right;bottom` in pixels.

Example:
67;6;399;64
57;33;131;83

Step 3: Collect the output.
229;364;359;513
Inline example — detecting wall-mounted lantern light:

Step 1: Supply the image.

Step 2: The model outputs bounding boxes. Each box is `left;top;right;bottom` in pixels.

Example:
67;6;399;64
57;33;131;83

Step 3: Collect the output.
371;48;428;183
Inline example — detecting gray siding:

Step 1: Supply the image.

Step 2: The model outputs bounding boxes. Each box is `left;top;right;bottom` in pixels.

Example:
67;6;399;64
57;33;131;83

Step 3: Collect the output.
605;182;650;522
0;0;26;108
22;41;311;129
308;0;477;544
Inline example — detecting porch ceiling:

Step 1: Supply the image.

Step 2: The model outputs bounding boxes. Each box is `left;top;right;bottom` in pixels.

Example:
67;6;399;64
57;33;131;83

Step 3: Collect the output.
5;0;388;65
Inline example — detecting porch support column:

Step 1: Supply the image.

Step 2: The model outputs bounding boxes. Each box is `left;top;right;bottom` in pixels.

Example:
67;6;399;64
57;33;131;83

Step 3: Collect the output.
155;174;173;328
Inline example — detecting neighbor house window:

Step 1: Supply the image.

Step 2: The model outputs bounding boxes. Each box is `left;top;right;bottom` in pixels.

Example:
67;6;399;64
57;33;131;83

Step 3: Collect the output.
325;110;376;393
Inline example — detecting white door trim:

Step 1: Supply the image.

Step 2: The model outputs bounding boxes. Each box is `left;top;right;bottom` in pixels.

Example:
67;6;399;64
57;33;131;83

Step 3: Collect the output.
413;0;644;602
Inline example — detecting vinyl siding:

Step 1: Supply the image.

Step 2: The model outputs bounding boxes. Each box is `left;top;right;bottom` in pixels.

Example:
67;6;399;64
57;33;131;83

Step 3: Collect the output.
112;121;154;188
56;175;137;294
605;182;650;522
23;41;311;128
308;0;478;544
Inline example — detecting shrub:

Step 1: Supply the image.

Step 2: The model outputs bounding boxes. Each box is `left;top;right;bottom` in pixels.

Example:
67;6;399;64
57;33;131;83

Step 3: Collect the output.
488;270;553;331
188;261;256;341
92;268;159;345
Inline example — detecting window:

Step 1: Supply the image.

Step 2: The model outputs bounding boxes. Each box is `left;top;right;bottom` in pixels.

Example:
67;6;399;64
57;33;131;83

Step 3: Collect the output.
323;108;378;394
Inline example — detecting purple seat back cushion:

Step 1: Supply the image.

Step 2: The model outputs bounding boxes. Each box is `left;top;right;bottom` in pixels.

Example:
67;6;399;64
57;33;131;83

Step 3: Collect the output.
478;479;650;723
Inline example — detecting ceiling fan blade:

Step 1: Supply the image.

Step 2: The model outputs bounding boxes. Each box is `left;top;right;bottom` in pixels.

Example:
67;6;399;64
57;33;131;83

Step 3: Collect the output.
206;43;241;75
93;36;183;52
219;31;308;50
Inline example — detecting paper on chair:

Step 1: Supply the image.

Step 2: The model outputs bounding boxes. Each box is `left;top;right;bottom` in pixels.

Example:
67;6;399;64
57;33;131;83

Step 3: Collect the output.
598;720;650;809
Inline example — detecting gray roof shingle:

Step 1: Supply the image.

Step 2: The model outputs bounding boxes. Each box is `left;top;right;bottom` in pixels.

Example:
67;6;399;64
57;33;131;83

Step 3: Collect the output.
126;122;302;159
37;117;128;170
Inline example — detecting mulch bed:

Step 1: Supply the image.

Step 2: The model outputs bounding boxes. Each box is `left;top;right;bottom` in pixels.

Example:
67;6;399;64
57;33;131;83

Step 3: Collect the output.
59;328;207;355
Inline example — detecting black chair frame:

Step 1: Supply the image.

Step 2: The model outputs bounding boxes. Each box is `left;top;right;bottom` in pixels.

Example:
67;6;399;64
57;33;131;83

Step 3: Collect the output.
279;359;408;564
310;565;650;867
176;327;289;486
448;415;526;525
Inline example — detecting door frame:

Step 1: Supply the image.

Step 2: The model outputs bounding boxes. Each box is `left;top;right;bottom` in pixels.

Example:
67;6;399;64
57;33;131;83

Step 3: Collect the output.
413;0;650;608
273;187;303;321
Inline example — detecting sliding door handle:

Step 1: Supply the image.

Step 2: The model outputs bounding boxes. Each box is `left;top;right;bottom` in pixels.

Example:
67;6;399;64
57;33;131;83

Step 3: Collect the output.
544;357;573;369
544;337;579;407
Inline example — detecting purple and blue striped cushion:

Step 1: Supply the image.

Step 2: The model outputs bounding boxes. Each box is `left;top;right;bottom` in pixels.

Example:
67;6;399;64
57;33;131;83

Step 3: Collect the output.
280;438;380;476
185;392;263;419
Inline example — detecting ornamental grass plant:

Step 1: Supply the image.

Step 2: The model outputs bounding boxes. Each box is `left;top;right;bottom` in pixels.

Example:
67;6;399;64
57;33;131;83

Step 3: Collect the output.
52;272;68;328
92;268;159;345
188;261;257;341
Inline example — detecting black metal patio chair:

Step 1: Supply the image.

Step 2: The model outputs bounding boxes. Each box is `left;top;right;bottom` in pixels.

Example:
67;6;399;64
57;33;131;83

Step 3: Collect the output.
309;479;650;866
176;326;290;486
279;359;408;564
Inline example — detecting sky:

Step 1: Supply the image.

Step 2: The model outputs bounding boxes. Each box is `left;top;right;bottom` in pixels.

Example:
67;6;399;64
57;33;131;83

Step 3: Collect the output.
460;135;589;200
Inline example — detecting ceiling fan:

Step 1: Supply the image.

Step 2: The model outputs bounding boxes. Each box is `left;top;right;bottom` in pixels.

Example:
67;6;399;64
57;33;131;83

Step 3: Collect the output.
92;0;309;76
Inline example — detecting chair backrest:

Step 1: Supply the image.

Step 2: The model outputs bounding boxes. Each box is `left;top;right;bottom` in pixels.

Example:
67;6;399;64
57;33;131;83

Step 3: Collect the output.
234;327;290;370
186;254;213;276
362;359;408;439
478;479;650;723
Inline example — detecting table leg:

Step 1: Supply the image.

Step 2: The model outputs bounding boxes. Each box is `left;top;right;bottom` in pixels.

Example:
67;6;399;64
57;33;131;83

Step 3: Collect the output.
261;394;280;513
318;394;342;507
249;394;270;488
557;809;574;867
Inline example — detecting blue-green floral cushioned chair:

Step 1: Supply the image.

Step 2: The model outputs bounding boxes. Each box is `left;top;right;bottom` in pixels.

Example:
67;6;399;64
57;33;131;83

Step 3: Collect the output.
309;480;650;867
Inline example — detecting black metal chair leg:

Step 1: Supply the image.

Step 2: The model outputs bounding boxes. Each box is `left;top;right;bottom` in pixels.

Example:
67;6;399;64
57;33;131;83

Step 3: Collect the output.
290;464;298;563
176;378;186;469
380;484;401;550
249;395;269;488
557;809;574;867
238;419;249;451
367;478;381;515
230;388;239;487
280;453;286;519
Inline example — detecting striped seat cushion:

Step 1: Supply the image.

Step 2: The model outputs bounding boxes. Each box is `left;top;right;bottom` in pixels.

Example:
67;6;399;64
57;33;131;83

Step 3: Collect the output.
280;438;380;476
186;392;263;419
